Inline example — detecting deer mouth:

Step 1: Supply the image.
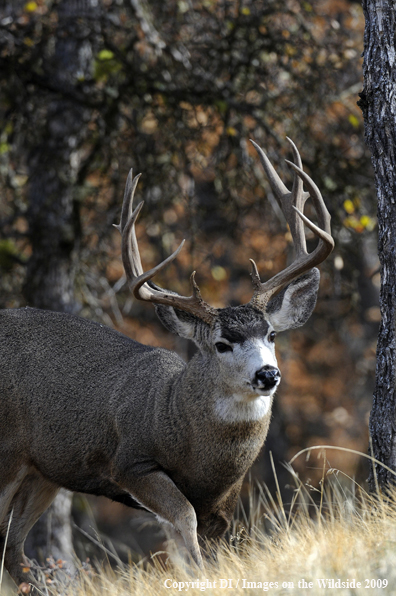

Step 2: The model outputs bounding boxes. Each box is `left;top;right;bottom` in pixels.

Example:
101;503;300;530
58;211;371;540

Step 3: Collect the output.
245;380;280;398
254;385;278;397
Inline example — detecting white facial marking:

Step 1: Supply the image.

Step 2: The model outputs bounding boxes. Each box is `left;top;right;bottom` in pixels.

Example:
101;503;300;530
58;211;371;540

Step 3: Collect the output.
249;337;278;372
213;334;279;423
235;337;278;394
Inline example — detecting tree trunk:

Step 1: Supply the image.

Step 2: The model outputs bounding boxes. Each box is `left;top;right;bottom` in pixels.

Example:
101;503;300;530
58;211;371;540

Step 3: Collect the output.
358;0;396;488
23;0;100;567
23;0;99;312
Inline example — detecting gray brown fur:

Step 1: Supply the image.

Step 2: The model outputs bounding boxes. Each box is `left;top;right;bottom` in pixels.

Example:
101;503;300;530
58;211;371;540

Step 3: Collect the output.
0;272;320;585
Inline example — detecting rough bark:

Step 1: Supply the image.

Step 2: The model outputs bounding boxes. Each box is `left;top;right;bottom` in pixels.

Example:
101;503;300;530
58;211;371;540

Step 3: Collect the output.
358;0;396;488
22;0;100;567
23;0;99;312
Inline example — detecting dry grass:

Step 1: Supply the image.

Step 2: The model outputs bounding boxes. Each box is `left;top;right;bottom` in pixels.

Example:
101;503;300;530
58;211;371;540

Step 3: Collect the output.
2;448;396;595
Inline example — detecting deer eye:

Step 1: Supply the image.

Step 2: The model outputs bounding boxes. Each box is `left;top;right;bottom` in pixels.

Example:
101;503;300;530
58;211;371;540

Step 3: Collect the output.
215;342;233;354
269;331;276;343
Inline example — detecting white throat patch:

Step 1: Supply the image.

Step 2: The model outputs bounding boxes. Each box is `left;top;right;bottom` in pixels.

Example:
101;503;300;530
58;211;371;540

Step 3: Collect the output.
214;393;273;423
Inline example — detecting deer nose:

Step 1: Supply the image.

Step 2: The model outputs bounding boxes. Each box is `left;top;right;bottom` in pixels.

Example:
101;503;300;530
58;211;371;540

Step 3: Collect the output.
254;366;281;390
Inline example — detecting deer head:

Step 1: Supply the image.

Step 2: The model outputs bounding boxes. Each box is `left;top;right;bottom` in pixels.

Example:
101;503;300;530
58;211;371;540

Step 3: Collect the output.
115;139;334;417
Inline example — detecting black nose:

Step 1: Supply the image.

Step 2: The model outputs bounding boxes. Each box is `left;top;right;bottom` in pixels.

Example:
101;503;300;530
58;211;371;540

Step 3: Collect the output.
255;366;281;390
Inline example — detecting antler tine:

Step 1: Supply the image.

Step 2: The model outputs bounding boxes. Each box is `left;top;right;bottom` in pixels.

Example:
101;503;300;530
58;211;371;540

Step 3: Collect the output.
286;137;306;254
114;169;142;233
114;170;145;279
249;138;334;310
117;173;217;325
250;139;289;201
286;137;303;197
121;200;145;280
285;160;331;235
250;139;308;257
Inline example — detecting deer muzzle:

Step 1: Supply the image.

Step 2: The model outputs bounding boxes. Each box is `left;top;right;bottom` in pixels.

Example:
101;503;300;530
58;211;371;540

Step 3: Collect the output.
254;366;281;391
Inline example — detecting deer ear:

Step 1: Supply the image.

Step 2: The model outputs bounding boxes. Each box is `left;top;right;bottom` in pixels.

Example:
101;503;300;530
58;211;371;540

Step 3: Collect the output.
154;304;198;340
266;268;320;332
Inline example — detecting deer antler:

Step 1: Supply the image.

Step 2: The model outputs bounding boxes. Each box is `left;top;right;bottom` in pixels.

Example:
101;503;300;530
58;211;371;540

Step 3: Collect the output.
116;140;333;321
249;138;334;310
115;169;217;325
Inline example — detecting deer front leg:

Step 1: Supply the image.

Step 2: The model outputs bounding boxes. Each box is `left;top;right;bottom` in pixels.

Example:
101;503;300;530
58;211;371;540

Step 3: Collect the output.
115;469;203;569
2;471;58;589
195;478;244;564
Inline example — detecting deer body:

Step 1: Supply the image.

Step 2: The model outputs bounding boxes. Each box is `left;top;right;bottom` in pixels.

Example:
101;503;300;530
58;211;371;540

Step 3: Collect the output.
0;305;275;580
0;139;334;587
0;307;268;495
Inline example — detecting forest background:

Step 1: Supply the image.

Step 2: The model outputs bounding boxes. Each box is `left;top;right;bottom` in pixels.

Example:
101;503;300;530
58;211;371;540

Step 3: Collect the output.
0;0;379;567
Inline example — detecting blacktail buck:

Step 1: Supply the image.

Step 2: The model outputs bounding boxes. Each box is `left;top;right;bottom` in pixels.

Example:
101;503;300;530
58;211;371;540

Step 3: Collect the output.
0;139;333;587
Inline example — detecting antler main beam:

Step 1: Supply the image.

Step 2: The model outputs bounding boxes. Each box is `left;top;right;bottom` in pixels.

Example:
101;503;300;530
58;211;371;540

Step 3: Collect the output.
249;139;334;310
115;169;217;325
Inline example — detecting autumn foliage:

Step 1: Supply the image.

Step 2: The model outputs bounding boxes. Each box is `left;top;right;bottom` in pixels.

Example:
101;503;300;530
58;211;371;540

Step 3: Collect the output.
0;0;379;563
